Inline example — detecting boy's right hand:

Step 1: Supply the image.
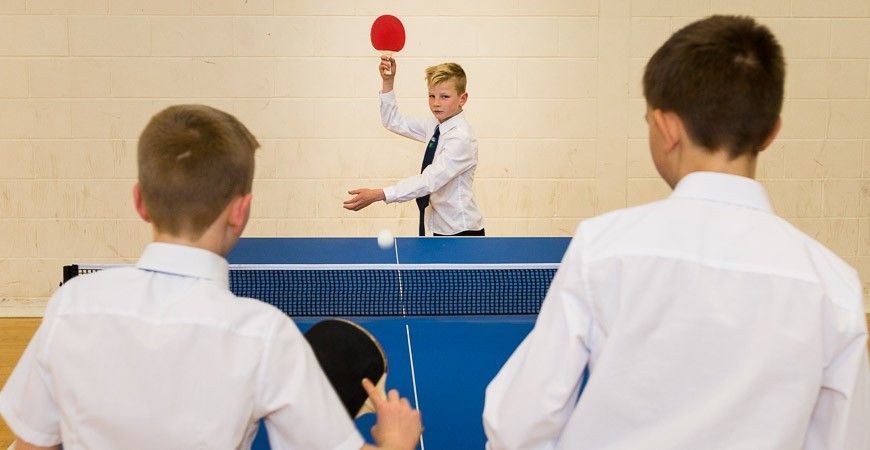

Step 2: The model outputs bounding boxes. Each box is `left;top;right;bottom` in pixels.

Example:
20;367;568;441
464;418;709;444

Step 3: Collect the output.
363;378;422;450
379;56;396;92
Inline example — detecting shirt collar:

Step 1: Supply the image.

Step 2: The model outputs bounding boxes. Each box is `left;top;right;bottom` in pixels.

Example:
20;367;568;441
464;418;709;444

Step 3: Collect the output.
670;171;773;213
438;111;465;133
136;242;230;289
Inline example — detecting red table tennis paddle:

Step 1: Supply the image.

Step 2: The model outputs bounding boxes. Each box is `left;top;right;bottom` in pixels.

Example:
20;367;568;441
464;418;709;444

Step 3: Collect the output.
371;14;405;75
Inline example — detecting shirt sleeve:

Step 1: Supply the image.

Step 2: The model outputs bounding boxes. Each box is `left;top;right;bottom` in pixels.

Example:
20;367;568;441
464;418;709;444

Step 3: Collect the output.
0;294;63;447
257;314;365;450
379;90;429;143
803;308;870;450
384;132;476;204
483;231;595;449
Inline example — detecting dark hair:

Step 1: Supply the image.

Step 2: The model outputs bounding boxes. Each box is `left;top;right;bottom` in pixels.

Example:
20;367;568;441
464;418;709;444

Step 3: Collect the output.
138;104;259;238
643;15;784;157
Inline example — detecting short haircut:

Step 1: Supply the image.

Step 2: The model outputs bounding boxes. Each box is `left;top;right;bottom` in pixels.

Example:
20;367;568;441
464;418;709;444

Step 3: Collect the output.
138;105;259;238
643;15;785;158
425;63;467;94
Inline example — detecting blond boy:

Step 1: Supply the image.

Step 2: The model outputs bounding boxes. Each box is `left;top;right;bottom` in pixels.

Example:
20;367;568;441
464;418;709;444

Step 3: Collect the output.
344;58;485;237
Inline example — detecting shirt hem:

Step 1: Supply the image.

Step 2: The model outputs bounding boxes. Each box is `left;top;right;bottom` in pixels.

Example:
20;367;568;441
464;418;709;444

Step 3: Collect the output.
0;400;62;447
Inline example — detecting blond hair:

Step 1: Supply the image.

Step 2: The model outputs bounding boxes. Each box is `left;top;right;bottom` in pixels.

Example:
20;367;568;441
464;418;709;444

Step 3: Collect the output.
138;104;259;238
424;63;467;94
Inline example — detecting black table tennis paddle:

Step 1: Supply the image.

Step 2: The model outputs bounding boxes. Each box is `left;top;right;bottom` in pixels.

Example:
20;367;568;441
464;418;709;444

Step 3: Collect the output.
305;318;388;418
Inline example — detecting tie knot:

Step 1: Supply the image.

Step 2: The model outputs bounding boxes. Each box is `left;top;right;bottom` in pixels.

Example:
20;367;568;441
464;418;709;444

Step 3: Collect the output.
431;126;440;140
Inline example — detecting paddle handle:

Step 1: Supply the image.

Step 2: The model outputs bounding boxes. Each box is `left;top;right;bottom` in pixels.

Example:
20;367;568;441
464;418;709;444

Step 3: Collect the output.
357;373;388;418
381;51;394;76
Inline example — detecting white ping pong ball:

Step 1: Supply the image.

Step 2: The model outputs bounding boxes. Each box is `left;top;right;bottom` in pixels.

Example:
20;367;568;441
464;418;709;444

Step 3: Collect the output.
377;229;394;250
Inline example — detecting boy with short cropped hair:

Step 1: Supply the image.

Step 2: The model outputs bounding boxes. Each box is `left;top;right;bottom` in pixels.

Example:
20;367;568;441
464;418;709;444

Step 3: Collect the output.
0;105;421;450
483;15;869;449
344;57;485;237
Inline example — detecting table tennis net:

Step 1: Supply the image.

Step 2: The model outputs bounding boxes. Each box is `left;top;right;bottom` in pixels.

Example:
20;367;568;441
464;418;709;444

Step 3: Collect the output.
62;263;557;316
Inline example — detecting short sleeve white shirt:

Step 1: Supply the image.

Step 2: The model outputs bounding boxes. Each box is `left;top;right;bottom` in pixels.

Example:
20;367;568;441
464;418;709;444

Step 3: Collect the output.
0;243;364;450
484;172;870;450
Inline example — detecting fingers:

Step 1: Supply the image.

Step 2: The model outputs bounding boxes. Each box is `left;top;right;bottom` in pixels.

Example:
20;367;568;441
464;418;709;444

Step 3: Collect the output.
365;381;422;449
362;378;384;405
363;380;409;410
343;189;364;210
379;56;396;77
388;389;400;402
343;198;369;211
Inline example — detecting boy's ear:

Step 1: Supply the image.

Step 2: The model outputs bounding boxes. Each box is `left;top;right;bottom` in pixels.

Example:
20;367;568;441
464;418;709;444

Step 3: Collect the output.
459;91;468;107
758;117;781;152
227;193;253;235
652;109;682;153
132;183;151;223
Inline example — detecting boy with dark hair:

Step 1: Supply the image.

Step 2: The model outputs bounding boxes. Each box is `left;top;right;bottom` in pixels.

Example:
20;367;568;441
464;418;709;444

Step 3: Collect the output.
0;105;422;450
483;15;868;449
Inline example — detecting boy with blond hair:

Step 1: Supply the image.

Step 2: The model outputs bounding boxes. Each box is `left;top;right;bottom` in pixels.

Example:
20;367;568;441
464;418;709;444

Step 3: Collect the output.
344;58;485;237
484;15;869;449
0;105;421;450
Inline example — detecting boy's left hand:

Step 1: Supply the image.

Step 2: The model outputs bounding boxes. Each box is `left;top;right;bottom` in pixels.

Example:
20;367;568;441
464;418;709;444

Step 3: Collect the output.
344;188;386;211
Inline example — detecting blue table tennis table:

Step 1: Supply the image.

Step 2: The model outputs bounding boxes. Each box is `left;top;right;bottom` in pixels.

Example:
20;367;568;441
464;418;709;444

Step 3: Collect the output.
232;237;571;450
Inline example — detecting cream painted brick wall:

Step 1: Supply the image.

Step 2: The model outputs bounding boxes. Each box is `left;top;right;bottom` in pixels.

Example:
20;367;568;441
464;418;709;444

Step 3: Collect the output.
69;16;150;56
0;1;25;14
108;0;190;15
831;19;870;58
764;180;826;217
152;17;234;56
0;16;67;56
1;3;869;314
0;99;72;138
193;0;272;16
709;0;791;17
793;0;870;17
0;59;27;98
29;58;112;98
26;0;106;15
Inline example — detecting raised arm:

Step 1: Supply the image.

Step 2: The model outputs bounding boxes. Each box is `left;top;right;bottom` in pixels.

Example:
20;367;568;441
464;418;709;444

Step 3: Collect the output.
378;57;431;143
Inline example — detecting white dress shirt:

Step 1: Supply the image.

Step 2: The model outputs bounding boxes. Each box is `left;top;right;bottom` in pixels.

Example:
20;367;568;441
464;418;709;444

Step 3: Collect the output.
0;243;363;450
484;172;869;450
379;91;484;235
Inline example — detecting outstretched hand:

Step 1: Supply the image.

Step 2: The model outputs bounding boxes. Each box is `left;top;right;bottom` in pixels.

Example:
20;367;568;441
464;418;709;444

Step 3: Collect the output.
363;378;422;450
344;188;385;211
